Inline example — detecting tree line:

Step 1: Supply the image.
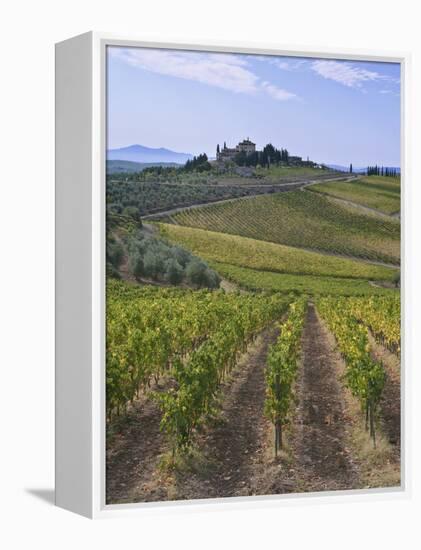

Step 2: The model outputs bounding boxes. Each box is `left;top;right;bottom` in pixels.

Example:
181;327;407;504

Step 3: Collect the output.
233;143;290;168
366;165;399;177
184;153;211;172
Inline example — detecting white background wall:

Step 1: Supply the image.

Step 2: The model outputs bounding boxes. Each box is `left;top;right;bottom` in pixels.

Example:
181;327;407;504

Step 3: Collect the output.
0;0;419;547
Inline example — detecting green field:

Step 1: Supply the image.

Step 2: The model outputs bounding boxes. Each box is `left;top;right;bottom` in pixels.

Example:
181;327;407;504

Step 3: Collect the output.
309;176;400;215
159;223;397;281
254;165;336;181
168;189;400;265
212;261;397;296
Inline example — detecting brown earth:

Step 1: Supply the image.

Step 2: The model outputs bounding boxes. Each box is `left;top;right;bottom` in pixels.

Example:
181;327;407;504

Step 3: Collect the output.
106;384;171;504
283;303;360;493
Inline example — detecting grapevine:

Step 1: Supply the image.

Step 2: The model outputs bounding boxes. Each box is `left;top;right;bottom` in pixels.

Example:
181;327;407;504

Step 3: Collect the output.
107;279;289;455
155;292;288;453
345;295;400;356
264;298;307;455
317;297;386;446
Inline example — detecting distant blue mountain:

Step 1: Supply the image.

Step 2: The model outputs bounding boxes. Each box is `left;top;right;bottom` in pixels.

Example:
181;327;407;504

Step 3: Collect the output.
107;144;193;164
327;164;400;174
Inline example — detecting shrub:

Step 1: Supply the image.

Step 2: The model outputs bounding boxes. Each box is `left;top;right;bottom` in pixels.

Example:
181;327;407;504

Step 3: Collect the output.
171;245;191;268
165;258;183;285
122;205;141;222
129;253;144;278
143;251;162;280
125;230;221;288
186;259;209;287
204;268;221;289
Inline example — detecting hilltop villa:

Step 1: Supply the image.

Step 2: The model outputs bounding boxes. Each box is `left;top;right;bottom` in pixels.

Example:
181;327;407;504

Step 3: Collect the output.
216;138;256;162
215;138;313;167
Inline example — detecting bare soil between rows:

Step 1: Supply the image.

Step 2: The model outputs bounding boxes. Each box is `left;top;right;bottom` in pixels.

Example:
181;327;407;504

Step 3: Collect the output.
106;386;169;504
284;303;360;493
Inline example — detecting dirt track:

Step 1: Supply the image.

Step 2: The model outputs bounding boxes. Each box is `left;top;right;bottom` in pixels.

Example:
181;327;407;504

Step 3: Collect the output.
106;390;168;504
289;304;360;492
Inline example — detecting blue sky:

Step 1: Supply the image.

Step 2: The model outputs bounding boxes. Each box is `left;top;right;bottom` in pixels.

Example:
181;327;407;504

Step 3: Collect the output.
107;47;401;167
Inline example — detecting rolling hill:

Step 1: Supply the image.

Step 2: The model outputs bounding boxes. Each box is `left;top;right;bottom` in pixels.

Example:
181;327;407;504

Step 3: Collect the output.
158;223;397;282
164;188;400;265
309;176;401;215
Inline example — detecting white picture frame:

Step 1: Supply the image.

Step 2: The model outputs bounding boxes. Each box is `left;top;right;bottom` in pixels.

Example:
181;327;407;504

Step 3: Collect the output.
55;31;410;519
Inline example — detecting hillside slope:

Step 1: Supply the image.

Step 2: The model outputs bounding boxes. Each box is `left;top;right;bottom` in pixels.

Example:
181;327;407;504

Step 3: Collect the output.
159;223;398;281
167;189;400;265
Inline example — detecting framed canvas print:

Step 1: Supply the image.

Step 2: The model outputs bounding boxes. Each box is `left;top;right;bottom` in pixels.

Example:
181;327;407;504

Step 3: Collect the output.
55;32;409;518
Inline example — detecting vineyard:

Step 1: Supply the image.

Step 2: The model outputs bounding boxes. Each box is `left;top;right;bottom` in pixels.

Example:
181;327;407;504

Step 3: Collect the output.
318;298;386;445
209;261;395;296
309;176;401;215
159;223;398;281
166;188;400;265
106;174;401;504
107;280;289;448
106;277;401;503
345;295;400;355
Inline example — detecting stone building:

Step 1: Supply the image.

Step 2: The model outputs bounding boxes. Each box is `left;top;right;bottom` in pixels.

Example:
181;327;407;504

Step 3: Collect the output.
237;138;256;155
216;138;256;162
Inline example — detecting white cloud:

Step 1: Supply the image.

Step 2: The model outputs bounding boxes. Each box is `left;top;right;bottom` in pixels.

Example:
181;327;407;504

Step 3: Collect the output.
110;47;298;101
110;47;259;94
265;56;399;94
272;58;307;71
261;81;297;101
310;60;384;88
